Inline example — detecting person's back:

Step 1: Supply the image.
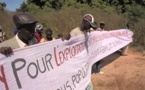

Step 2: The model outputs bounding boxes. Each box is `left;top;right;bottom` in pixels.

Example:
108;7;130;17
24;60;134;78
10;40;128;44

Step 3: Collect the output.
120;22;131;56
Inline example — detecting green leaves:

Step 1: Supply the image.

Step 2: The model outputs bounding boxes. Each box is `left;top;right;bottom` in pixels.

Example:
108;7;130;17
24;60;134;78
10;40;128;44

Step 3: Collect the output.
17;0;145;22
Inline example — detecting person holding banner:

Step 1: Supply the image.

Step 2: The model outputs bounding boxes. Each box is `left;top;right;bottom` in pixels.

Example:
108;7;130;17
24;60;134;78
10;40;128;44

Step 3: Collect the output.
120;22;130;56
64;14;97;40
69;14;97;90
0;12;38;55
94;21;106;74
70;14;97;37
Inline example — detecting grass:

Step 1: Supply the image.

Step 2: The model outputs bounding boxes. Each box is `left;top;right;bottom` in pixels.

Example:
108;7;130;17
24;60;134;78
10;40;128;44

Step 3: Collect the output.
0;6;144;49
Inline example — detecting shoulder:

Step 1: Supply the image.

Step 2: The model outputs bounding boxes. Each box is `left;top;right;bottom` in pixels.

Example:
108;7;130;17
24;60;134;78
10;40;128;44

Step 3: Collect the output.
70;27;82;36
40;38;47;43
0;37;17;48
97;28;101;31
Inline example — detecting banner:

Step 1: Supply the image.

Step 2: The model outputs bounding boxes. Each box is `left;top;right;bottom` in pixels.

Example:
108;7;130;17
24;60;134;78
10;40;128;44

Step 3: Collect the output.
0;29;133;90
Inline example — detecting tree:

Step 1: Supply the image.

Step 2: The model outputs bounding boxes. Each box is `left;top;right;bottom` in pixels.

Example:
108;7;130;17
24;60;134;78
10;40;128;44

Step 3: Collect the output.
27;0;46;9
17;2;28;12
0;2;6;11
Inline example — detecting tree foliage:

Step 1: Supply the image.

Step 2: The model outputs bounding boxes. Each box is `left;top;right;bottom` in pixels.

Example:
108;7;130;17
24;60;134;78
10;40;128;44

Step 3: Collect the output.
16;0;145;27
16;2;28;12
0;2;6;11
16;0;145;49
19;0;145;21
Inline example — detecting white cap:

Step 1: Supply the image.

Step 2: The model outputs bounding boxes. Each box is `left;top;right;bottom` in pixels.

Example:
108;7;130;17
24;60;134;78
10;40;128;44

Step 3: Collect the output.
83;14;96;28
35;24;43;32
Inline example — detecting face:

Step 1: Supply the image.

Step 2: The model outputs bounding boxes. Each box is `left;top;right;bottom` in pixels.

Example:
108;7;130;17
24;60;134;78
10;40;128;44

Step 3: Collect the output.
100;23;105;29
82;20;91;31
46;31;53;41
19;23;36;42
37;29;43;33
46;31;52;36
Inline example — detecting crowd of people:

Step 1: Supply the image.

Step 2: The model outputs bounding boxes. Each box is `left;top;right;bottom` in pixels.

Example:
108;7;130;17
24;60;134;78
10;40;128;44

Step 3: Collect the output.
0;12;129;90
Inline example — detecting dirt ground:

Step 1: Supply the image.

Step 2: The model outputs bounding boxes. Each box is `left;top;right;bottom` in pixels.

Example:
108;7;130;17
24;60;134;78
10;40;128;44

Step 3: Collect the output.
91;48;145;90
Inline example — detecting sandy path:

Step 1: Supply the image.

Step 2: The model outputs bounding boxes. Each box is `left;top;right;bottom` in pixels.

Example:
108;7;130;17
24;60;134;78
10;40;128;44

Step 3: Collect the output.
91;49;145;90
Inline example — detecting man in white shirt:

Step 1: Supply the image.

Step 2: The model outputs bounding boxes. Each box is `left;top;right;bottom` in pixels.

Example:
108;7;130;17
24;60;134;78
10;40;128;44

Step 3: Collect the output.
0;12;38;55
69;14;97;90
70;14;97;37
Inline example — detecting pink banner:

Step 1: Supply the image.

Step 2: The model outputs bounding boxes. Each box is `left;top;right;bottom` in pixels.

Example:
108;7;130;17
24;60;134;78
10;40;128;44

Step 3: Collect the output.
0;29;133;90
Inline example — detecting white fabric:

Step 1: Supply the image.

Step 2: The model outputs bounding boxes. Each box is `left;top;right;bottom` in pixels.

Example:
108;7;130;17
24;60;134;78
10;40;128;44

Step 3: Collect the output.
84;14;94;23
97;27;104;31
15;34;27;48
70;27;84;37
15;34;37;48
0;29;133;90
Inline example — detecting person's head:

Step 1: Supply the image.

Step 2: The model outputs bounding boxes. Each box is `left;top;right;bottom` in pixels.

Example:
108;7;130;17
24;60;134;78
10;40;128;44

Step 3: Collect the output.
13;13;38;43
45;28;53;41
81;14;97;31
58;33;63;39
100;21;105;29
35;24;43;33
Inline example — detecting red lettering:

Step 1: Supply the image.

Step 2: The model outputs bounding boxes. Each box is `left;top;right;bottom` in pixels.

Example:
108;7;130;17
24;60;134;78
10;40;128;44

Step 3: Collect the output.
54;46;61;66
71;46;76;57
59;51;65;64
0;66;9;90
64;48;70;61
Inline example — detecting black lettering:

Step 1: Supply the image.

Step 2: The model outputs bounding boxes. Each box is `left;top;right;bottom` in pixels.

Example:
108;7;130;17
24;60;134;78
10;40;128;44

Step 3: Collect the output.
45;54;53;70
75;74;80;83
78;70;81;81
37;58;46;73
11;58;26;89
27;62;38;79
82;67;86;78
72;75;76;88
66;81;73;90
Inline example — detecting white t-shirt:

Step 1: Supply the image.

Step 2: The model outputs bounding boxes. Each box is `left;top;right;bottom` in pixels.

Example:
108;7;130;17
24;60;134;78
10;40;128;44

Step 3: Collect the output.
70;27;84;37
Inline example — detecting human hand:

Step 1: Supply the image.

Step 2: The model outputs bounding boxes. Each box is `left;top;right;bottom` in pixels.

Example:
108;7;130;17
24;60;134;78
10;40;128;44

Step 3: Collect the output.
64;33;71;40
0;47;13;55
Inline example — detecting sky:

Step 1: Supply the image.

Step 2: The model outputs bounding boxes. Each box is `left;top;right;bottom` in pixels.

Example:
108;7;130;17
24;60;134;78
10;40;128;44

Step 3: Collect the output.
0;0;26;11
